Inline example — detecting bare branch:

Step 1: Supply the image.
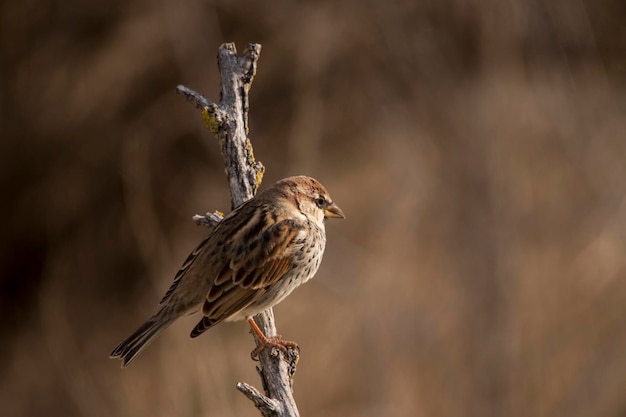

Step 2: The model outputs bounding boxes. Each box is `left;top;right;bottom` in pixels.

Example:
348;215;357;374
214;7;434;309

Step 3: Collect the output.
193;211;224;229
177;42;299;417
236;383;280;417
175;85;212;109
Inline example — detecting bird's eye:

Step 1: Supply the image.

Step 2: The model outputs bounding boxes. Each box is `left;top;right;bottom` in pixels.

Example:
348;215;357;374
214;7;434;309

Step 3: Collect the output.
315;196;327;208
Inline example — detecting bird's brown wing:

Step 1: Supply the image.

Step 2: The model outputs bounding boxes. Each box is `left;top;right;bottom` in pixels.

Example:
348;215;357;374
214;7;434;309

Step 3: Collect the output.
229;218;306;289
192;217;307;336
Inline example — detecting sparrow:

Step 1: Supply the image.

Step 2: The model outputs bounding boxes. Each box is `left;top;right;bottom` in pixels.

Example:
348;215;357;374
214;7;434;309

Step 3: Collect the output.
110;176;344;367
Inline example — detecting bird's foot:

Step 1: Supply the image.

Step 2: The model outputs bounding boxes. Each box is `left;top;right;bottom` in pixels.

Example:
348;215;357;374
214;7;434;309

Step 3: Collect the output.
247;317;300;360
250;335;300;360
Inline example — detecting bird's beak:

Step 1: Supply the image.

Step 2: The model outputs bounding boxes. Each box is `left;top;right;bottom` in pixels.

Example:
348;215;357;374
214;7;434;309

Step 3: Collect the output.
324;202;345;219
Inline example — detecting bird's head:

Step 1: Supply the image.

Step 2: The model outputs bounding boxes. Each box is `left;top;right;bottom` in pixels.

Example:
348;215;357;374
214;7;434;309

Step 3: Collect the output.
272;176;345;226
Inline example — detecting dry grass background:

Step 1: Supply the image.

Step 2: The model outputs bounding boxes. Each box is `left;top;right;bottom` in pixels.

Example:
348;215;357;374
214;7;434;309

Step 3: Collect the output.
2;0;626;416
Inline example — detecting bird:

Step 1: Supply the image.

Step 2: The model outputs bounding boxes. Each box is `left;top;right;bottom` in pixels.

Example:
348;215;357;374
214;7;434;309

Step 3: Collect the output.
110;175;344;367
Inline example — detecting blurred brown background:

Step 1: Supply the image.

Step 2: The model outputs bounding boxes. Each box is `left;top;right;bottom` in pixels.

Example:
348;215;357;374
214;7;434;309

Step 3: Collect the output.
2;0;626;416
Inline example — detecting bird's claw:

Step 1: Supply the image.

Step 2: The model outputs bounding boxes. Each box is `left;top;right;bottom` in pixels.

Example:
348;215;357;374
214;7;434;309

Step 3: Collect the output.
250;335;300;360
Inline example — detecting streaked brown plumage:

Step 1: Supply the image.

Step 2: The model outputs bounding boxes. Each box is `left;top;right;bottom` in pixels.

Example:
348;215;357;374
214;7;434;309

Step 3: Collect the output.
110;176;344;367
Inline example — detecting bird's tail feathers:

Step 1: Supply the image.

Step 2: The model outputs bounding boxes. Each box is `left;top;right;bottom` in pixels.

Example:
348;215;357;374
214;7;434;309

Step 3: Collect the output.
110;313;174;367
